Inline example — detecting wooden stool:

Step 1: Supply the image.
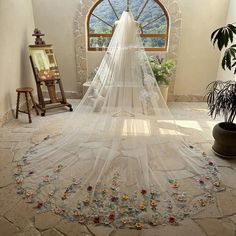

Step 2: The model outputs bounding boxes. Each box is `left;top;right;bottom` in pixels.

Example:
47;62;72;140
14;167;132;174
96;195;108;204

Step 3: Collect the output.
16;87;39;123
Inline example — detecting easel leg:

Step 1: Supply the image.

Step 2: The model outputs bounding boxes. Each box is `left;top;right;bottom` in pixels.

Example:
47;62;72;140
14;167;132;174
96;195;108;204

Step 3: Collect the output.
25;92;32;123
29;92;39;116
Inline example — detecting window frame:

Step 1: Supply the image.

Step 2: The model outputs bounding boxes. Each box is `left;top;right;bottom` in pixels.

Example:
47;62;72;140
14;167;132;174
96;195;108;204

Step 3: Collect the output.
87;0;169;52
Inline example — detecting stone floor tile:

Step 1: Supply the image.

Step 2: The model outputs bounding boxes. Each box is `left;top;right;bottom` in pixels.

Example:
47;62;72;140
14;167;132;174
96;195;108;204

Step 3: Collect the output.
151;219;206;236
111;229;141;236
41;228;64;236
13;145;32;162
217;190;236;216
228;215;236;225
88;226;114;236
195;218;235;236
0;102;234;236
34;212;61;231
0;165;14;187
54;220;88;236
0;141;16;149
12;128;36;133
167;170;194;180
191;203;221;219
195;142;215;157
140;229;158;236
0;149;13;167
0;217;20;236
4;200;36;229
178;178;204;196
218;167;236;188
0;133;31;142
0;184;20;216
213;156;233;168
17;226;40;236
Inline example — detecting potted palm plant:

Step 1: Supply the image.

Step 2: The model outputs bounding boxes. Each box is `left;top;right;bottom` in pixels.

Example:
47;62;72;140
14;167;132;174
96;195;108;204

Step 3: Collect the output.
149;56;175;102
206;24;236;157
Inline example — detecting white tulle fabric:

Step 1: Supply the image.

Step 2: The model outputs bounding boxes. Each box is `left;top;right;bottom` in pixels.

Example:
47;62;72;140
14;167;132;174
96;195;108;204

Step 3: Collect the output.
16;12;223;229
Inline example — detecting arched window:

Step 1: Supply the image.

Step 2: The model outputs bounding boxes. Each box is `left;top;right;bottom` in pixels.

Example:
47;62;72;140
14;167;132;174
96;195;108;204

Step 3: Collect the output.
87;0;169;51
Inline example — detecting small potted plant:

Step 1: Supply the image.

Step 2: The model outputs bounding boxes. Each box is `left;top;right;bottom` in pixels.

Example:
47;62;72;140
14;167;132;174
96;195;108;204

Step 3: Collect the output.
206;24;236;157
149;56;175;102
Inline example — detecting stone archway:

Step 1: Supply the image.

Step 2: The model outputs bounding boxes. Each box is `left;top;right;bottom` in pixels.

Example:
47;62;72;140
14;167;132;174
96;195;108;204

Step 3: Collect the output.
74;0;182;99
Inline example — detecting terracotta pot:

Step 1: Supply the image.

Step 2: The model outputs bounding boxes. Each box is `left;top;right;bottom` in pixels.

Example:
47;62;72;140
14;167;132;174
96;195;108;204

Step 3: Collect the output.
212;122;236;158
159;85;169;102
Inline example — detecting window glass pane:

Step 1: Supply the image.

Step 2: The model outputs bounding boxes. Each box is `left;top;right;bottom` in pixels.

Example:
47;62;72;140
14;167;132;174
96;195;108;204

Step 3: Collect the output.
130;0;146;19
141;37;166;48
109;0;126;18
89;37;112;48
138;0;164;26
90;15;113;34
142;16;167;34
93;0;117;25
88;0;168;51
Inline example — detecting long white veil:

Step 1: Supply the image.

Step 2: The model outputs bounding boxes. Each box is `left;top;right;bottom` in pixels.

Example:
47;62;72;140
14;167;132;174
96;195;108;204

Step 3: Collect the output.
15;11;223;229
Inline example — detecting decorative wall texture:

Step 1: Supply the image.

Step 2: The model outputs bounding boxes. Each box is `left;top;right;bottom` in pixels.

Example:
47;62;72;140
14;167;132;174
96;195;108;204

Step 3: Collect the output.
74;0;182;99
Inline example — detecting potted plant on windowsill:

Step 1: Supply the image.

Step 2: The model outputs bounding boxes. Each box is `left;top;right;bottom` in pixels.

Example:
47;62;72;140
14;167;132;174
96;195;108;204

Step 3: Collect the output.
206;24;236;158
149;56;175;102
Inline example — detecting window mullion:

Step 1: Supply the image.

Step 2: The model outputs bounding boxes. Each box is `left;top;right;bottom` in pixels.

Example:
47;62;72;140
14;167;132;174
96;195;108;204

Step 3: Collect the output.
107;0;119;20
91;13;113;28
136;0;149;21
142;14;164;29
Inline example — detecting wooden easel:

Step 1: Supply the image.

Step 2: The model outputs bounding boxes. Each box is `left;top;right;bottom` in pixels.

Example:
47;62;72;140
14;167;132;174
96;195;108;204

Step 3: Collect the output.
29;29;73;116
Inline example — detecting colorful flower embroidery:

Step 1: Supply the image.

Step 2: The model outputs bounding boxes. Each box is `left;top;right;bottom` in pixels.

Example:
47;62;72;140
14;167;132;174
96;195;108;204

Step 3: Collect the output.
94;215;100;224
15;143;225;230
168;216;176;224
122;194;129;201
135;223;143;230
87;186;93;192
141;189;147;195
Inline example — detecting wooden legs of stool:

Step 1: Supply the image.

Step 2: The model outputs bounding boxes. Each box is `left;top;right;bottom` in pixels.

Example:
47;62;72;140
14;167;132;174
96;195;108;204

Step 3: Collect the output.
16;91;39;123
16;92;20;119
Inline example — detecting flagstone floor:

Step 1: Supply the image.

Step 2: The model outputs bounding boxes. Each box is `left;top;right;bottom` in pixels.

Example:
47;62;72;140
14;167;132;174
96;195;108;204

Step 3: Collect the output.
0;101;236;236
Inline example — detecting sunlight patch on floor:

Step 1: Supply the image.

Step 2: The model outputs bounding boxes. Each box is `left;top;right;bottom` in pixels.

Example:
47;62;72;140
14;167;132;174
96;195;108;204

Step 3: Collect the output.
206;121;218;130
175;120;203;131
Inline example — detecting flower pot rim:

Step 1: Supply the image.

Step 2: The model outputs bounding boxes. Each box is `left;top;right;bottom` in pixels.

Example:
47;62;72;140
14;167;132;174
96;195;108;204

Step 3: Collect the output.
217;122;236;133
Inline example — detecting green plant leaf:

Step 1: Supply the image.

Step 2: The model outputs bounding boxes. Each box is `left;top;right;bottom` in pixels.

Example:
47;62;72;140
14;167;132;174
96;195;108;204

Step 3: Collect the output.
223;29;230;48
228;27;234;43
218;30;227;50
231;60;236;68
226;50;232;69
212;28;223;47
228;24;236;34
211;28;221;41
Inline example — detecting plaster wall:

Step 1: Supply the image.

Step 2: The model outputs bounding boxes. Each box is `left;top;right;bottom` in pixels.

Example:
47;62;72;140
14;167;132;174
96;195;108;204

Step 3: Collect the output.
174;0;229;97
216;0;236;82
0;0;35;125
31;0;79;96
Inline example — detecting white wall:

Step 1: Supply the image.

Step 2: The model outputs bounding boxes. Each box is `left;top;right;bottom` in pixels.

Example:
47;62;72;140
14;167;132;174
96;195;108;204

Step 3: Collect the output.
0;0;35;121
31;0;80;93
174;0;229;96
217;0;236;82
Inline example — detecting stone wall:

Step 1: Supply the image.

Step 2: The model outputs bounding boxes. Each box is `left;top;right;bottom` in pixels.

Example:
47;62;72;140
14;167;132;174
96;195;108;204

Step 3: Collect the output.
74;0;182;99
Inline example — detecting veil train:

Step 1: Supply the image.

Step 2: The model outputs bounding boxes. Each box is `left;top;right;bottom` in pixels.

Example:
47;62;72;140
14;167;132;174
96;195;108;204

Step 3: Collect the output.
15;11;223;229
